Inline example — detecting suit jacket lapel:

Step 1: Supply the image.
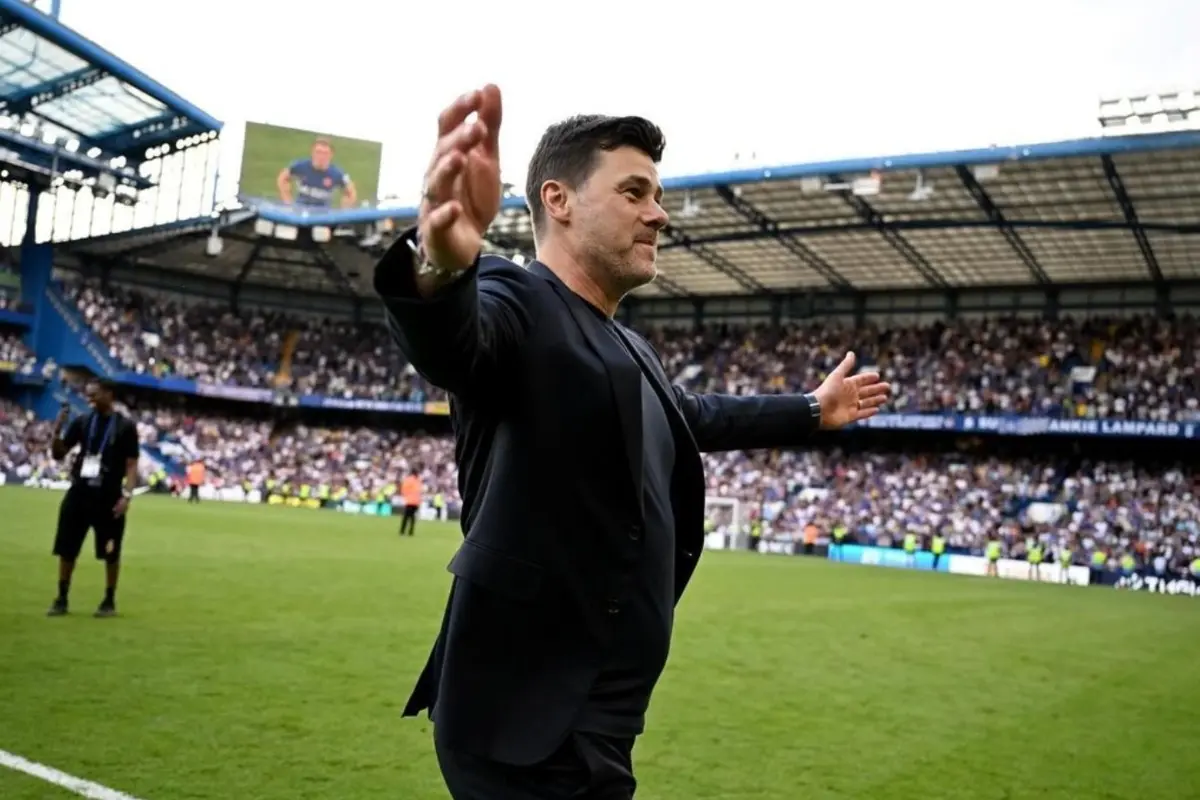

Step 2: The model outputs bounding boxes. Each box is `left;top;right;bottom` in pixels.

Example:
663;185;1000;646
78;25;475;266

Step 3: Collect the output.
528;262;644;516
615;322;707;580
615;328;699;454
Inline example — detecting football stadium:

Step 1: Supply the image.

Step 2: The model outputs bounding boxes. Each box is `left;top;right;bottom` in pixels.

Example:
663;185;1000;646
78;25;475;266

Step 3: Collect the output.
1;1;1199;798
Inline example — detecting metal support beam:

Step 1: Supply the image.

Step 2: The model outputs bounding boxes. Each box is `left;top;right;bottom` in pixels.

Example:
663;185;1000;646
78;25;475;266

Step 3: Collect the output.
1101;155;1164;284
954;166;1051;285
111;232;203;262
664;217;1200;245
92;112;191;156
0;127;153;189
662;223;769;294
625;277;1193;310
253;254;327;269
309;244;358;297
234;241;264;285
1;66;107;116
713;185;853;289
830;174;949;288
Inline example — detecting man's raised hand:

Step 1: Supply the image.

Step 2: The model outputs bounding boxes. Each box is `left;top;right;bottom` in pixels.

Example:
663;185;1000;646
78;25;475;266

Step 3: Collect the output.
418;85;504;275
812;351;891;429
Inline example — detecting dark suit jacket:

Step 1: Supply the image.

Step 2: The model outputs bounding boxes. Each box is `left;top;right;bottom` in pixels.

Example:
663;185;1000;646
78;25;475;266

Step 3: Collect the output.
375;229;820;766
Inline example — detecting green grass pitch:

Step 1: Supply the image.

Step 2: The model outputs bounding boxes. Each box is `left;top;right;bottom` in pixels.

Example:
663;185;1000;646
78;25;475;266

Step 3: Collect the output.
1;486;1196;799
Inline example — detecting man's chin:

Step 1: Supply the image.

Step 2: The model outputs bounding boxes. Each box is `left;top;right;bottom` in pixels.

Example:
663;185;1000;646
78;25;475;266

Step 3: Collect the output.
622;266;658;293
610;256;659;295
634;257;659;283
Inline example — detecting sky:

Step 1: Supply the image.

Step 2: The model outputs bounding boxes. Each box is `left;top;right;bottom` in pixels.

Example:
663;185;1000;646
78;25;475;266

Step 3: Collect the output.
41;0;1200;207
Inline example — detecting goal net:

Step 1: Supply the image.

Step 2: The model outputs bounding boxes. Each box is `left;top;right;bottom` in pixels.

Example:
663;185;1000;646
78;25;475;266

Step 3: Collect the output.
703;496;746;551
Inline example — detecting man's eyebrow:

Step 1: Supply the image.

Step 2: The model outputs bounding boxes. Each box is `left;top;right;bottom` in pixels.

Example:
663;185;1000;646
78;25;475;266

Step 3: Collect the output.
619;174;663;199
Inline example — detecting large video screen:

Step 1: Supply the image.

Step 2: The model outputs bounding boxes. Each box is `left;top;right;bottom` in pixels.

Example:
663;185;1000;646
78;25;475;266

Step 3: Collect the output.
238;122;383;210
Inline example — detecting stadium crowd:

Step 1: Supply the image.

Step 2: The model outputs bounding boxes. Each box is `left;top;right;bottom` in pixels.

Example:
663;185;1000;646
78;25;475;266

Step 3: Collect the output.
62;279;1198;421
651;315;1199;421
64;282;286;388
63;280;442;402
3;393;1195;577
0;330;35;371
288;318;439;402
706;448;1197;575
126;404;458;507
0;398;60;482
3;279;1194;579
0;262;19;311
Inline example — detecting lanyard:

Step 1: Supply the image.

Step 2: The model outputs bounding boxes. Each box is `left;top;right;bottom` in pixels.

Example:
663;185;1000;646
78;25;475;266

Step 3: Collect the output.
86;412;117;458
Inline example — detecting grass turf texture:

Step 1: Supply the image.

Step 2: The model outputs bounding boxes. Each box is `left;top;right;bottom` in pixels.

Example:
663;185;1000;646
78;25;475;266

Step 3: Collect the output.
1;486;1197;799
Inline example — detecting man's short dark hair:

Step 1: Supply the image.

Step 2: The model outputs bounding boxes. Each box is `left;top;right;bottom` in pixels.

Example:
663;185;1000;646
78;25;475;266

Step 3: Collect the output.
524;115;666;235
89;378;116;395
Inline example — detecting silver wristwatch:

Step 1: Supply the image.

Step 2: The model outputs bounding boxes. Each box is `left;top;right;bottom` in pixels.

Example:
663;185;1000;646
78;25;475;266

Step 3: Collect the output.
802;392;822;425
408;236;459;282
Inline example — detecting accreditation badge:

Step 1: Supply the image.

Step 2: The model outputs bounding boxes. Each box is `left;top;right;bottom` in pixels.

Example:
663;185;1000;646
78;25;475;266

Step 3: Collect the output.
80;455;103;482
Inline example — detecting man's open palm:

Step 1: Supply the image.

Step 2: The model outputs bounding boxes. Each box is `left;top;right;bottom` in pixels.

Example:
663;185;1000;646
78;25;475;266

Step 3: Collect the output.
420;85;504;272
813;352;891;429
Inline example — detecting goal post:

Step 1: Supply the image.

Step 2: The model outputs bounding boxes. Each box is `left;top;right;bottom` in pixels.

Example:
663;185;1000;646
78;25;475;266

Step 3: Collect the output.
703;495;746;551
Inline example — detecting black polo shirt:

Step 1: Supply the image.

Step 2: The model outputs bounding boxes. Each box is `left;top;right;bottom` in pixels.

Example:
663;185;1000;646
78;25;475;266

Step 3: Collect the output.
61;410;139;499
576;321;678;738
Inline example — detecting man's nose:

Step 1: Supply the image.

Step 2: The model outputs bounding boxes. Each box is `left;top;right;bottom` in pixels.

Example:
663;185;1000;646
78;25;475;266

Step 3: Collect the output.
645;202;669;230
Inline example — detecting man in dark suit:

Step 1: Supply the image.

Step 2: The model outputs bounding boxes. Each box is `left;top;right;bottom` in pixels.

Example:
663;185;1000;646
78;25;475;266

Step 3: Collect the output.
375;84;890;799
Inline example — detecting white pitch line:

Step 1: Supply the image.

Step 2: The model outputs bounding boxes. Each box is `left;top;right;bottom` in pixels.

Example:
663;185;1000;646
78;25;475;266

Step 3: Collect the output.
0;748;146;800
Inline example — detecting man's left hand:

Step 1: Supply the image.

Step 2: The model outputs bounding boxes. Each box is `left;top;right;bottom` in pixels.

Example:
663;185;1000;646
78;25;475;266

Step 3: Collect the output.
113;496;130;518
812;351;891;429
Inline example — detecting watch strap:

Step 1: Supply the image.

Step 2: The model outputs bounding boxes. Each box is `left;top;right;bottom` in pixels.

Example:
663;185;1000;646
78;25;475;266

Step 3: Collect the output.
803;392;822;426
408;233;468;284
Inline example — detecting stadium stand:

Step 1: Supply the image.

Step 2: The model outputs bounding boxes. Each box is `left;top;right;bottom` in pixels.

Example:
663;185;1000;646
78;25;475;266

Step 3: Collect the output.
59;277;445;401
0;1;1197;601
35;280;1200;420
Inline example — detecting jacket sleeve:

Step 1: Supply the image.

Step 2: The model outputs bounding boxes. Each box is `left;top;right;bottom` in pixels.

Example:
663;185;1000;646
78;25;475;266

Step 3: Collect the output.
672;387;821;453
373;227;535;397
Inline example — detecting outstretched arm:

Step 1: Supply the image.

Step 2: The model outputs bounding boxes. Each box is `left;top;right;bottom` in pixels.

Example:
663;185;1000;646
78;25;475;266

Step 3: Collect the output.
674;389;821;452
375;233;533;397
674;352;891;453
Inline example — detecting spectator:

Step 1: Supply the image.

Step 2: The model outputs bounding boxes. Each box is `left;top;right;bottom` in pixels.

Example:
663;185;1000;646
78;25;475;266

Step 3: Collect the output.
62;279;1198;422
0;331;36;373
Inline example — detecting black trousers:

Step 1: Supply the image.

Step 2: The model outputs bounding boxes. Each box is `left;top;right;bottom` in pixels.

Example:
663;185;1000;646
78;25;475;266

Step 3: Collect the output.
436;730;636;799
400;504;418;535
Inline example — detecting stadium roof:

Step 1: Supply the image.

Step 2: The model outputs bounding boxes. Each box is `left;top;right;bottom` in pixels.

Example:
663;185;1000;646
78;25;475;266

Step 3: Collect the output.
0;0;221;185
61;127;1200;298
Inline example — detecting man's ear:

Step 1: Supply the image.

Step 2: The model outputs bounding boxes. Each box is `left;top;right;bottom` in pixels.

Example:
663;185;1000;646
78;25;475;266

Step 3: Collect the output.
541;179;572;227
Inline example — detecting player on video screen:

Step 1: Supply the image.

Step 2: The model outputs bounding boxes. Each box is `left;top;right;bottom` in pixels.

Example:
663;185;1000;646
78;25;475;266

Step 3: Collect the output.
276;137;358;208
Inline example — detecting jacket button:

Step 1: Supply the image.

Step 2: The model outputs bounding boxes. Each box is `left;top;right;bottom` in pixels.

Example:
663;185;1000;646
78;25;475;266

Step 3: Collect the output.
629;523;642;541
606;599;621;615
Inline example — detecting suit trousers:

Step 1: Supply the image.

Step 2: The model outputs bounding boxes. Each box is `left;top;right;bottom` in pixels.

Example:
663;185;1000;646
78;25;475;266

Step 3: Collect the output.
435;729;636;799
